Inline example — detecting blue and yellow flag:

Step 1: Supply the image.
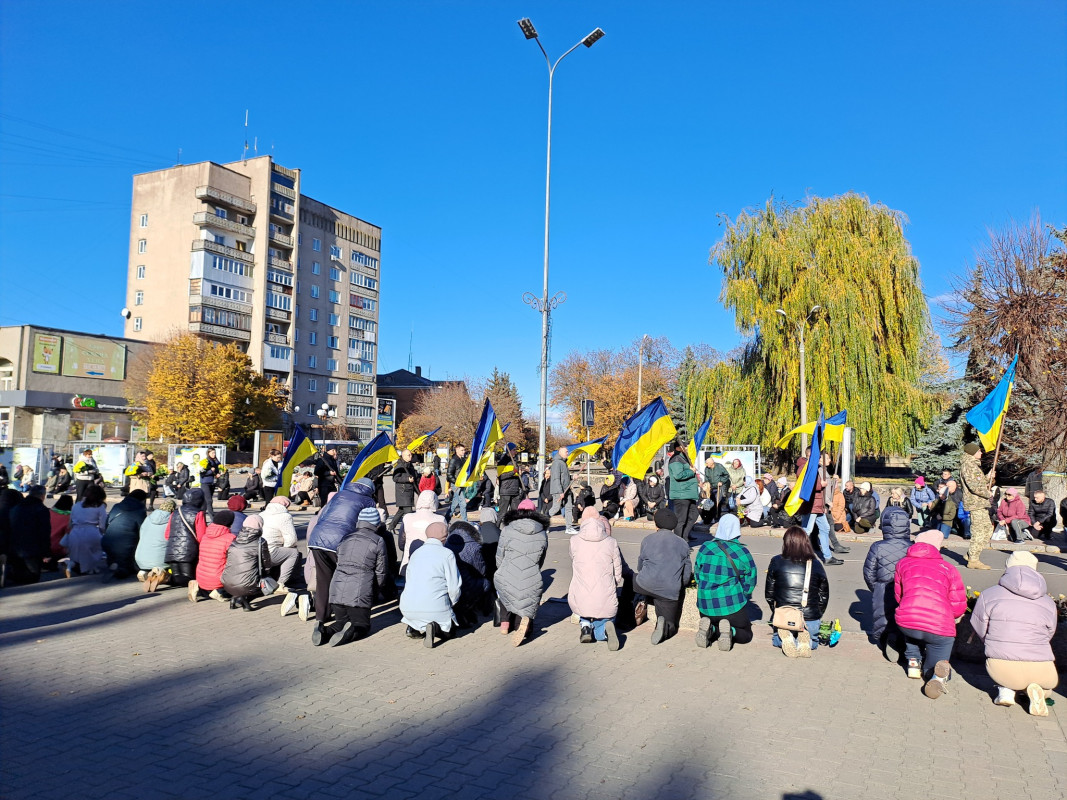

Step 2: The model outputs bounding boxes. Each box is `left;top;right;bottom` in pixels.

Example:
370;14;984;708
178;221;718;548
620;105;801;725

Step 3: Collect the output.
775;410;848;450
406;426;442;453
454;399;504;488
784;407;826;517
687;418;712;466
612;397;678;479
340;431;399;489
276;425;318;497
561;437;607;467
966;355;1017;452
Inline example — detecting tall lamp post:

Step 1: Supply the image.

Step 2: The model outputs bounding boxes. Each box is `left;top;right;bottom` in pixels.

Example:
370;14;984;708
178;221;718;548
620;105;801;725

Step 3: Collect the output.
776;305;821;452
636;333;649;411
315;402;337;452
518;17;605;477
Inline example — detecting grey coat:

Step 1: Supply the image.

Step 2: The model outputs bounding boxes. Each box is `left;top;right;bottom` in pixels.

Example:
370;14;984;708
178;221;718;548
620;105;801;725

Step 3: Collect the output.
330;521;387;609
221;528;271;598
494;508;549;619
548;454;570;497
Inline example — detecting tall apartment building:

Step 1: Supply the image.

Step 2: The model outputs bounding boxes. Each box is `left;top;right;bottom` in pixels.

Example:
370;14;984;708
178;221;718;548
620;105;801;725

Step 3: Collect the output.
124;156;381;439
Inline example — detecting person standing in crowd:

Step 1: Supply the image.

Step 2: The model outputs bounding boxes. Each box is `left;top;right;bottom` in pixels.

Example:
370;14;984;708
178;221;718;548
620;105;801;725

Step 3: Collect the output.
446;521;491;627
0;463;9;490
633;508;692;644
388;449;419;536
996;488;1031;542
1026;490;1057;541
495;499;549;645
261;495;301;592
797;450;843;565
568;508;623;651
129;452;153;496
970;550;1058;716
102;489;148;579
315;446;341;508
536;467;552;515
894;531;966;698
724;458;747;511
136;498;175;590
694;514;757;651
143;450;159;510
221;514;270;611
199;448;221;509
703;459;731;522
327;507;389;646
910;477;937;528
307;478;376;645
447;444;468;522
863;497;912;660
765;527;830;657
399;490;446;573
48;494;72;567
548;447;575;534
496;442;523;520
418;465;440;496
261;450;282;506
668;441;700;539
400;521;461;648
189;509;236;602
6;485;51;584
72;449;99;504
66;483;108;577
961;443;994;569
165;487;207;587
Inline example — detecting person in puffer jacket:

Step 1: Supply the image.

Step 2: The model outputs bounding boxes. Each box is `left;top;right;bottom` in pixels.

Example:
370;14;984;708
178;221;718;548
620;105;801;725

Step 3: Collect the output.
325;507;387;647
970;550;1058;715
191;509;235;602
446;521;490;626
260;496;300;592
894;530;967;698
101;490;148;579
863;503;912;658
765;527;830;658
568;508;623;651
221;515;270;610
494;499;549;646
165;488;207;587
136;499;175;591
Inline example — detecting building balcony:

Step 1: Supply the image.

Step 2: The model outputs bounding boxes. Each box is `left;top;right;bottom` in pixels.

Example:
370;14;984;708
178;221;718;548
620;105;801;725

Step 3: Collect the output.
272;163;298;181
193;211;255;239
263;344;292;373
265;332;289;346
268;255;293;271
269;229;294;248
270;205;294;222
265;307;291;321
348;304;376;321
272;183;296;200
195;185;256;214
189;322;251;342
192;238;254;264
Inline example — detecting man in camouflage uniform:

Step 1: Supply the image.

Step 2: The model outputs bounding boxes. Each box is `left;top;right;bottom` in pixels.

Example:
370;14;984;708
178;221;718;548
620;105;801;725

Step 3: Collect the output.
961;443;994;569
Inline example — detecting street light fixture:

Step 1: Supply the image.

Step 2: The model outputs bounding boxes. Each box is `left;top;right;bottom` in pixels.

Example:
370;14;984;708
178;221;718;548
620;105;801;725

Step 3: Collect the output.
316;403;337;452
517;18;605;478
776;305;822;452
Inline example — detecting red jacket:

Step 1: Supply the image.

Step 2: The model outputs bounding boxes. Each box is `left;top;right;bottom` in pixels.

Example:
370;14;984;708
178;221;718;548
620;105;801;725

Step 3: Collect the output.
195;523;235;591
894;543;967;637
996;495;1030;525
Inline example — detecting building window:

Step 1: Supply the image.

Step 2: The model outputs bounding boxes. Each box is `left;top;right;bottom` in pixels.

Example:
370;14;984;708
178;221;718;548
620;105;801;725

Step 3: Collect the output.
329;266;340;281
327;358;338;371
215;207;227;219
346;403;374;418
330;245;342;259
327;335;339;349
328;290;340;303
311;261;321;275
136;265;145;279
210;255;249;276
348;381;373;396
327;381;339;394
139;214;148;228
310;285;320;299
266;292;292;311
268;346;290;361
349;316;377;332
328;313;339;326
309;331;317;345
294;328;300;342
308;378;317;392
308;355;318;368
208;283;250;303
309;308;318;321
133;317;142;331
137;239;146;253
134;291;144;306
312;238;321;251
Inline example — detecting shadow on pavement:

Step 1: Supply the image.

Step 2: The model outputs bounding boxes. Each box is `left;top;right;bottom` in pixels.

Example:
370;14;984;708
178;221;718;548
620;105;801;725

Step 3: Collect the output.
848;588;872;633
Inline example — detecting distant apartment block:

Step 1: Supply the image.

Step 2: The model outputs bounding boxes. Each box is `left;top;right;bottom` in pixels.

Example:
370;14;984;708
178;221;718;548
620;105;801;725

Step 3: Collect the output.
124;156;381;439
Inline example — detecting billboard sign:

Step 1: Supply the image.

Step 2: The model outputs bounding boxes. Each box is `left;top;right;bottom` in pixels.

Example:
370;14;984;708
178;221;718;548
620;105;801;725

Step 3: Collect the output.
61;336;127;380
376;397;395;432
31;333;62;374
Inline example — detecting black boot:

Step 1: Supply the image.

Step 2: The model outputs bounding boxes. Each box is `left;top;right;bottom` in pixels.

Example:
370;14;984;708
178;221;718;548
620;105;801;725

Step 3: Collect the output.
493;598;506;628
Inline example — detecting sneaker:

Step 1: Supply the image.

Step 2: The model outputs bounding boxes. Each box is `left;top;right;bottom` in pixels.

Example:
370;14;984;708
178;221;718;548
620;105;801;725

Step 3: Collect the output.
833;546;851;554
570;613;580;625
651;616;668;646
580;626;594;644
923;660;951;699
994;686;1016;707
717;619;733;652
781;632;799;658
297;594;311;622
136;570;147;583
695;616;711;649
311;622;328;646
209;589;226;603
967;561;992;570
565;527;579;535
187;580;199;603
274;584;291;595
1026;683;1049;716
280;592;299;617
797;630;813;658
604;620;620;651
634;600;648;627
513;617;531;646
826;557;845;566
424;621;440;649
907;658;922;679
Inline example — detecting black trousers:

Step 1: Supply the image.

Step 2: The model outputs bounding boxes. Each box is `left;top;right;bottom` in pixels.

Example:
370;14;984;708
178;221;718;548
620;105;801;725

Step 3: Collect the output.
331;603;371;632
673;499;699;539
634;576;684;629
75;480;91;503
700;605;754;645
311;549;338;623
498;494;519;520
168;561;195;587
263;486;276;504
387;505;413;534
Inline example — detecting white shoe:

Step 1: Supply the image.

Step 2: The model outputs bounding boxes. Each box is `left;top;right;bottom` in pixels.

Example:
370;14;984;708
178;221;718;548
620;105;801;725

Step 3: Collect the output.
136;570;147;582
209;589;227;602
297;593;311;622
994;686;1016;707
280;593;299;617
1026;683;1049;716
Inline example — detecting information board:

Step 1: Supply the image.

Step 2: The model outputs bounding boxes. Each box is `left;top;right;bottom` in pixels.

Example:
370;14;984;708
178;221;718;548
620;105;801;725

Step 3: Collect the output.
61;336;127;380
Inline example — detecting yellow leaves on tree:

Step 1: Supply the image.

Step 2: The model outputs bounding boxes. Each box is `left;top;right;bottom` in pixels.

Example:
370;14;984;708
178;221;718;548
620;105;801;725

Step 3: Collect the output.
129;333;284;446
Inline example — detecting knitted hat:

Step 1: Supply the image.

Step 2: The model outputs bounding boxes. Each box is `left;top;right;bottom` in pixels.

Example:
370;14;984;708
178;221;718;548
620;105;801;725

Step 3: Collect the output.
242;514;263;531
355;478;376;491
654;508;677;530
715;514;741;541
270;495;292;508
213;510;235;528
1005;550;1038;570
358;507;381;524
518;499;536;510
915;476;926;487
425;521;447;541
964;443;980;455
915;530;944;550
1005;487;1018;497
227;495;247;511
160;499;177;512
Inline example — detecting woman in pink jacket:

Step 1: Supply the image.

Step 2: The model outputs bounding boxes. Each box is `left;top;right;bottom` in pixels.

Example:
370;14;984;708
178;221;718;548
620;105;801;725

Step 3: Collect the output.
894;530;967;699
970;550;1058;716
569;507;623;651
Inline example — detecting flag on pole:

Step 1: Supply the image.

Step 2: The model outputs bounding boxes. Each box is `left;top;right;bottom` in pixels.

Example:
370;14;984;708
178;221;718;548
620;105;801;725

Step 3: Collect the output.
965;355;1018;452
686;418;712;469
276;425;318;497
612;397;678;479
454;399;504;488
774;410;848;450
405;426;442;453
340;431;399;489
561;437;607;467
784;407;826;517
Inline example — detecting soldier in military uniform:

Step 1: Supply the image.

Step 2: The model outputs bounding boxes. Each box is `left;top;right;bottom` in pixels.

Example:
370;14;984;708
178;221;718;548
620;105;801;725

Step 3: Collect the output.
961;443;994;569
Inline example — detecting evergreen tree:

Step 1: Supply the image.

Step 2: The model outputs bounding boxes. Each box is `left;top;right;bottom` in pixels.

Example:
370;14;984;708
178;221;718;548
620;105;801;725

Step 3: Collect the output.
909;377;981;478
668;346;695;443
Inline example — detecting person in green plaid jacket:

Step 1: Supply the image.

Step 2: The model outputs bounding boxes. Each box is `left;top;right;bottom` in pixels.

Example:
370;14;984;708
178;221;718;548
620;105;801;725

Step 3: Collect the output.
694;514;758;651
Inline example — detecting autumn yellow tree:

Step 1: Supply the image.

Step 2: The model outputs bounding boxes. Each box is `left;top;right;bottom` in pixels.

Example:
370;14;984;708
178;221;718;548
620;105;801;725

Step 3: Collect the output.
129;333;284;446
394;381;478;452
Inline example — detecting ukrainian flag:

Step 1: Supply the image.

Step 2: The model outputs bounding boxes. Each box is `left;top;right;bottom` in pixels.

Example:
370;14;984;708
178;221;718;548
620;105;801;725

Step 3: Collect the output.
687;418;712;467
454;399;504;488
775;410;848;450
406;426;442;453
966;355;1017;452
276;426;318;497
611;397;678;479
340;431;399;489
562;437;607;467
784;407;826;517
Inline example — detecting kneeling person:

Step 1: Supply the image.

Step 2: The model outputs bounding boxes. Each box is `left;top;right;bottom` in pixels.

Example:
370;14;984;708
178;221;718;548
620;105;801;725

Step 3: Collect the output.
327;507;388;647
399;521;461;648
694;514;757;650
633;508;693;645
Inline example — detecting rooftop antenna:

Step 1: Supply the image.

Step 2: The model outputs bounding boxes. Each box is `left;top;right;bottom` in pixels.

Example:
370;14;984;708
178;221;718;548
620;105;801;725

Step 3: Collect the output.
407;326;414;372
253;136;258;156
242;110;249;161
176;147;182;166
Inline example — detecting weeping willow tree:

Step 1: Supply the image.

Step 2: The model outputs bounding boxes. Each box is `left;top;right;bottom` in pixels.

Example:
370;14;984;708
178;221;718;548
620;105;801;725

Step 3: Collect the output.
697;194;941;458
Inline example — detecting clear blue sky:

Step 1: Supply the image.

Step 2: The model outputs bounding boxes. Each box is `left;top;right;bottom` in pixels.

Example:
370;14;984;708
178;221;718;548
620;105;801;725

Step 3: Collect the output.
2;2;1064;416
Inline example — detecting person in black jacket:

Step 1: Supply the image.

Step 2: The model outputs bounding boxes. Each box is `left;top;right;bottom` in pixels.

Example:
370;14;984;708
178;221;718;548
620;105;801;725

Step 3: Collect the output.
327;506;388;646
315;447;341;506
1026;490;1057;541
447;445;468;522
388;449;419;535
6;486;51;585
642;475;666;521
765;527;830;657
599;475;621;520
537;468;552;515
496;444;523;520
850;482;879;533
102;490;148;579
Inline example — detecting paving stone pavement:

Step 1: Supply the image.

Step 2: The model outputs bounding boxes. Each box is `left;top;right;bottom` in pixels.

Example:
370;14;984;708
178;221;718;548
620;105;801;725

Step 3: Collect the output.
2;511;1065;800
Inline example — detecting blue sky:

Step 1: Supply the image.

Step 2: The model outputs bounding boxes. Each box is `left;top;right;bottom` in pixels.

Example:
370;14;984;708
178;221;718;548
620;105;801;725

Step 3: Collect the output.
1;2;1064;416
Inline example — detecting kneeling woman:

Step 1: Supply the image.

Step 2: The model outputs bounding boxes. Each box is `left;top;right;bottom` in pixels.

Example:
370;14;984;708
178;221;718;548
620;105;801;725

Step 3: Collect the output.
765;527;830;657
695;515;757;650
494;500;549;646
568;508;623;650
221;515;270;610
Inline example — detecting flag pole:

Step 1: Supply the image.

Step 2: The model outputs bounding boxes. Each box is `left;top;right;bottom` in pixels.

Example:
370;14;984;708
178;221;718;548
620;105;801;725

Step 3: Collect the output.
986;350;1018;488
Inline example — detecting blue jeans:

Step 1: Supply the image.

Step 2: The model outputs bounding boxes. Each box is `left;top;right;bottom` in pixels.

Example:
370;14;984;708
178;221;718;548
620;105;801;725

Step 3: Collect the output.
580;617;613;641
898;625;953;680
938;522;953;538
450;488;467;522
802;512;833;560
773;619;821;650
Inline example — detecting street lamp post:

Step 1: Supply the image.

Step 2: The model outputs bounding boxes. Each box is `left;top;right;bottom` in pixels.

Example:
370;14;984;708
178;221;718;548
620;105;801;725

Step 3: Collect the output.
636;333;649;411
315;402;336;452
776;306;821;452
518;18;605;478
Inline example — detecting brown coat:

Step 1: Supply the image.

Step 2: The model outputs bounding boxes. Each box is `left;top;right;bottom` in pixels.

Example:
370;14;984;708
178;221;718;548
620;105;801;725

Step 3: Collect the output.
830;488;852;533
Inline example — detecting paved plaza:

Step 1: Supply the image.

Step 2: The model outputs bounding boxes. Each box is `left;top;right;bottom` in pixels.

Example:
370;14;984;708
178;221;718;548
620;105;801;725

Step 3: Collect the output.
2;507;1065;800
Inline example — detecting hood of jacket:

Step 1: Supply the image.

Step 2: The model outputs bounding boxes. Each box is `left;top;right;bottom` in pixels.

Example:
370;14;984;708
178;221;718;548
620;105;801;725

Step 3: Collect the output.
501;507;549;534
183;488;205;507
905;541;941;561
234;527;263;545
203;522;233;540
880;505;912;540
578;515;611;542
415;490;438;511
999;565;1047;600
261;503;289;520
147;508;172;525
448;520;481;544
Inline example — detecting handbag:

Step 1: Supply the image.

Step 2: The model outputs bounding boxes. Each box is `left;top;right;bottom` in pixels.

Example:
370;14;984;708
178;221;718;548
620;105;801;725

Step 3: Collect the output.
257;543;278;595
771;559;812;632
